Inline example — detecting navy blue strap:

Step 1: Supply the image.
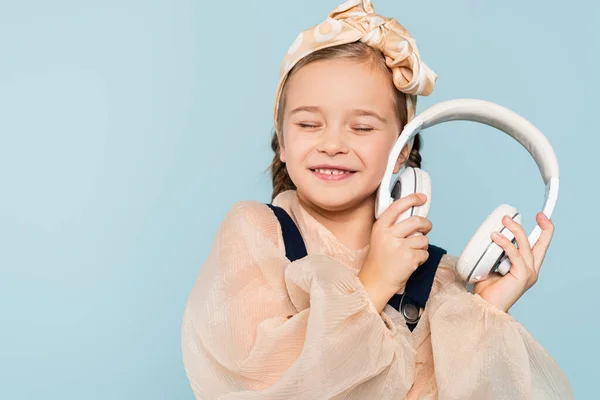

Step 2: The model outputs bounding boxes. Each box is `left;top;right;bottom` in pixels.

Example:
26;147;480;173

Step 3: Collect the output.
387;244;446;331
405;244;446;308
265;204;307;262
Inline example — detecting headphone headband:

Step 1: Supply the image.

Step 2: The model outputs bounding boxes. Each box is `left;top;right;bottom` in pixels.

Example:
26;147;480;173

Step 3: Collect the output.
378;98;560;246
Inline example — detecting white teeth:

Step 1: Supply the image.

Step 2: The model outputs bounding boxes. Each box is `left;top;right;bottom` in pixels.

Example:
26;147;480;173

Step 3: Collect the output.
315;168;349;175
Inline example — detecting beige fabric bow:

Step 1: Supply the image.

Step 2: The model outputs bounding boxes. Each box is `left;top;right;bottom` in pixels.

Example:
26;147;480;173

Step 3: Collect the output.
274;0;438;132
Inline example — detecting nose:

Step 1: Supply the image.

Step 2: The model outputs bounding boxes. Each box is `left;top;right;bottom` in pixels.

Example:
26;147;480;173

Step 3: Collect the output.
317;124;349;156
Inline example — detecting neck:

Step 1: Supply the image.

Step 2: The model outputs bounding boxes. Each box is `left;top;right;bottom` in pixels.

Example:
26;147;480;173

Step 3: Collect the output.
297;192;376;251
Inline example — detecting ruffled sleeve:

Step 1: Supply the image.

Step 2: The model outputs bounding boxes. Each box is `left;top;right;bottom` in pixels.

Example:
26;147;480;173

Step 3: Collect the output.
426;267;573;399
181;201;415;399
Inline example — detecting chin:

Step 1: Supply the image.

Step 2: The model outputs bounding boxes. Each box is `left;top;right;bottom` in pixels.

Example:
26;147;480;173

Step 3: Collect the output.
299;183;375;212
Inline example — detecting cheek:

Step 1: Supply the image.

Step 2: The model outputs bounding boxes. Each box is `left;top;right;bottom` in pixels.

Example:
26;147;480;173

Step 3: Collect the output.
358;136;393;174
282;131;312;169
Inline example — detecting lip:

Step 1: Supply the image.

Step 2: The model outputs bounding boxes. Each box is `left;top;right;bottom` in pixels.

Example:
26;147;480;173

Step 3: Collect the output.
309;164;356;172
309;164;357;181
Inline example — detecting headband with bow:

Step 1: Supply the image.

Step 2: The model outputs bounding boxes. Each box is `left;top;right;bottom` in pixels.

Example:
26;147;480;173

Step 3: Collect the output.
273;0;438;133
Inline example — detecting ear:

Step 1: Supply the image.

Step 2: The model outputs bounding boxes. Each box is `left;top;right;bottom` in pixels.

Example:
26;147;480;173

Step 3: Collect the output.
392;143;411;174
278;134;286;163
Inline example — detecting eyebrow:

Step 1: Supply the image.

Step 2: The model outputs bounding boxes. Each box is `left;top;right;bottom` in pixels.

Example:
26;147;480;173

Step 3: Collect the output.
289;106;387;123
290;106;322;115
351;108;387;123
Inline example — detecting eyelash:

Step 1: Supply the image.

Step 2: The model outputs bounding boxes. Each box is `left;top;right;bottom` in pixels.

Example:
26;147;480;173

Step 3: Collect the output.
296;123;374;132
297;123;319;129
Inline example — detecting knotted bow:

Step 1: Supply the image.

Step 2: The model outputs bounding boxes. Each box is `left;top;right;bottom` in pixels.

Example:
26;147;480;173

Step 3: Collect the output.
274;0;438;132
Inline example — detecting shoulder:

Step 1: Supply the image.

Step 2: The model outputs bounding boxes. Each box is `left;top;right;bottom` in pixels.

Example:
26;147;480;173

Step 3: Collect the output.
432;250;468;293
438;252;459;272
220;200;282;248
224;200;276;225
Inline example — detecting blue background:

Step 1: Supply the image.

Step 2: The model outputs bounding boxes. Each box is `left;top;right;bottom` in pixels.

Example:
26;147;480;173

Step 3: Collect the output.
1;0;598;398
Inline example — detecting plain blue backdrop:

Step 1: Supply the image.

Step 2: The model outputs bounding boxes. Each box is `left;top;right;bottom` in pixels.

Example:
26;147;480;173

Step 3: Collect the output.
1;0;598;398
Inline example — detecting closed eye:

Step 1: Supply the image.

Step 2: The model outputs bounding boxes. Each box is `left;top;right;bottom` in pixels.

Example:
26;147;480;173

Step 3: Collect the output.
353;127;374;132
297;122;320;129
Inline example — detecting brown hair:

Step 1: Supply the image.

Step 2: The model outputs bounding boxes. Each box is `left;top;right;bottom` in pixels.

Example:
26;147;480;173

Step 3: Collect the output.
267;41;422;201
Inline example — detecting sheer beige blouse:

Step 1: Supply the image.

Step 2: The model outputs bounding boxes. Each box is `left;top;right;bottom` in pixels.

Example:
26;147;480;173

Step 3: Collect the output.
181;190;572;399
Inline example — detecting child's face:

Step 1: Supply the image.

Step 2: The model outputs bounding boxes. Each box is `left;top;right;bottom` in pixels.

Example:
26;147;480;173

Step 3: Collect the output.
280;58;405;211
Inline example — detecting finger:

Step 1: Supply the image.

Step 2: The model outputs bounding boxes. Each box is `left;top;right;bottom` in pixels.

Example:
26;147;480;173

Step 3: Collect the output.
491;231;527;277
390;215;432;238
532;212;555;273
502;215;534;268
413;249;430;266
378;193;427;228
405;233;429;250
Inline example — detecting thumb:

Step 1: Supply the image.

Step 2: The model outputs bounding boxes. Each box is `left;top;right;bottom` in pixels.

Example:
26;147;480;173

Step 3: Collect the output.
378;193;426;227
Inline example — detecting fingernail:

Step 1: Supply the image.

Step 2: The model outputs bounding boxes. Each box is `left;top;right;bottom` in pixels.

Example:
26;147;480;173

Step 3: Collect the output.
418;193;426;201
491;232;501;240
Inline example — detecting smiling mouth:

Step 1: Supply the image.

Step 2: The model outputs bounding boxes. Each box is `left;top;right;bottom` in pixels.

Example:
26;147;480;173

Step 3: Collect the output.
310;168;356;175
309;168;357;181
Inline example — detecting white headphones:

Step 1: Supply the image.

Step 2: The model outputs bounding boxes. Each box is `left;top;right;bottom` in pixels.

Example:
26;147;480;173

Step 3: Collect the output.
375;99;560;283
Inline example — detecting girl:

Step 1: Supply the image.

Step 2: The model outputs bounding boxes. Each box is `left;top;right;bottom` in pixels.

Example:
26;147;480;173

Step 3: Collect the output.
181;1;573;398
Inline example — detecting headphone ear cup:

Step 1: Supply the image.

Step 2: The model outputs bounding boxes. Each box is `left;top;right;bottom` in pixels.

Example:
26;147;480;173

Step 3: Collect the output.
414;168;431;218
393;167;432;224
456;204;520;283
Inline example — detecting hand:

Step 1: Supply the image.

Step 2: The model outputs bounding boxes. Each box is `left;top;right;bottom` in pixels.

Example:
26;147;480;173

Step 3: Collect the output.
358;193;432;313
474;212;555;313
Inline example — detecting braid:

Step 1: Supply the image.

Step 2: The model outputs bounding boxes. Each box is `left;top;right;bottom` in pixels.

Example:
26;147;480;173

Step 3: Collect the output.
406;133;422;168
269;131;296;201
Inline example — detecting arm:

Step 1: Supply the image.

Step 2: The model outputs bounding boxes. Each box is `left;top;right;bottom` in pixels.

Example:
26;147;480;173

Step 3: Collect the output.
181;201;415;399
426;266;573;399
